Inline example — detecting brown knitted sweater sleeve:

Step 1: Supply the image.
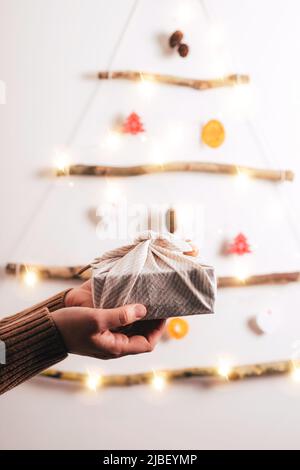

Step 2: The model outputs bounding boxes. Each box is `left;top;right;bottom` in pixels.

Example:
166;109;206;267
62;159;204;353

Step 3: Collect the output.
0;291;69;395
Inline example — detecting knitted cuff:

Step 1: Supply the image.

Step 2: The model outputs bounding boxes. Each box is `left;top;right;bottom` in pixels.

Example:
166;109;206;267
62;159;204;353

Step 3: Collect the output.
0;290;72;327
27;289;71;313
0;307;67;395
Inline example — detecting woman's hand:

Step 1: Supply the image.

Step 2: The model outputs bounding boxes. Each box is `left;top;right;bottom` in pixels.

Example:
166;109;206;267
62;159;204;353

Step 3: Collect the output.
51;304;165;360
64;280;94;308
60;279;165;360
54;241;198;360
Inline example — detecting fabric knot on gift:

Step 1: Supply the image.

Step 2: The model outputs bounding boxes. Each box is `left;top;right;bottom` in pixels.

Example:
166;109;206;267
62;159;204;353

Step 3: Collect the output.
134;230;192;253
92;231;216;320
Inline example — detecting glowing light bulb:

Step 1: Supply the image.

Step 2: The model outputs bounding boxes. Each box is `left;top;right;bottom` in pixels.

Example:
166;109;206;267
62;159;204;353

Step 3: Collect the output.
54;150;70;176
86;372;102;391
151;372;166;391
138;74;156;98
235;169;250;187
291;366;300;383
217;358;232;379
233;255;251;283
23;269;39;287
235;268;248;282
149;144;165;166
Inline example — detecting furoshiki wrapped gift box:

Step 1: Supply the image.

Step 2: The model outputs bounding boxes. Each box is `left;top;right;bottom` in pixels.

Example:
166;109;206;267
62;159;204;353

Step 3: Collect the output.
91;231;216;320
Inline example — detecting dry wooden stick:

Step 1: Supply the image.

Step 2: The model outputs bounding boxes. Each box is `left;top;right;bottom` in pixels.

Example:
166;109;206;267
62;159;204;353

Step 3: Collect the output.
60;162;294;183
98;71;250;91
217;271;300;288
6;263;300;287
40;360;294;387
5;262;90;281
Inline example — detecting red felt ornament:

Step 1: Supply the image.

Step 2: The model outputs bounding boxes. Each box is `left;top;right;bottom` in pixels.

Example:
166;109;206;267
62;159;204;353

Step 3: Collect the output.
122;112;145;135
228;233;251;255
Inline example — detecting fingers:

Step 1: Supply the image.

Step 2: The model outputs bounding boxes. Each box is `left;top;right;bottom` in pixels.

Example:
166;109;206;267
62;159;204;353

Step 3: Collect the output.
97;304;147;330
116;320;166;356
94;319;166;358
115;334;153;356
118;319;164;337
96;330;153;357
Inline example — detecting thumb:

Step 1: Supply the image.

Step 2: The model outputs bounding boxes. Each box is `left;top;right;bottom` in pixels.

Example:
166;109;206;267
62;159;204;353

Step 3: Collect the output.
97;304;147;330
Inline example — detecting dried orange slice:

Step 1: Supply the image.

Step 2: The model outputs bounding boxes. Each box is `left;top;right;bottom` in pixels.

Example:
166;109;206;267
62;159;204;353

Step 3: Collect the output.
201;119;225;148
167;317;189;339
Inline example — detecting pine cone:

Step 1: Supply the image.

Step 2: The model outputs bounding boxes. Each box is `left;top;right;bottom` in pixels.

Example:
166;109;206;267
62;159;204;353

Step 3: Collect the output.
178;43;189;57
169;30;183;48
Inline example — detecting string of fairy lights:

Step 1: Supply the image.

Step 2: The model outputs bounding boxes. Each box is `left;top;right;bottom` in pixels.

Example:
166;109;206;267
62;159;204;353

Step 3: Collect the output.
6;0;300;392
41;358;300;392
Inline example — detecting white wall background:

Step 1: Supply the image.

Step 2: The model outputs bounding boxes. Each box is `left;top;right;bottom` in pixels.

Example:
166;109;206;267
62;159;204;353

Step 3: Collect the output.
1;0;300;450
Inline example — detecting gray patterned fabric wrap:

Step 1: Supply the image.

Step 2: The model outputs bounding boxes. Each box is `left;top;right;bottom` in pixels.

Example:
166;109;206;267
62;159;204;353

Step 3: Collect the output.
92;231;216;320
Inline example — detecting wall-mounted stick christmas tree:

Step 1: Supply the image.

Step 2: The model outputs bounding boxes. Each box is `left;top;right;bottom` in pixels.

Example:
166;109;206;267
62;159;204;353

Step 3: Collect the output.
6;2;300;391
